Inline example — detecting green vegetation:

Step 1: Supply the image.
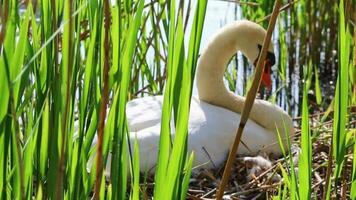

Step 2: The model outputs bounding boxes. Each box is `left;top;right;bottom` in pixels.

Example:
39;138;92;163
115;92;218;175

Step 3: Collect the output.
0;0;355;199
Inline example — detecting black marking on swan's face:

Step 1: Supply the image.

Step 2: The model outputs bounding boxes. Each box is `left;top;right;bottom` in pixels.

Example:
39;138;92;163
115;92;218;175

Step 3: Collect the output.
257;44;275;66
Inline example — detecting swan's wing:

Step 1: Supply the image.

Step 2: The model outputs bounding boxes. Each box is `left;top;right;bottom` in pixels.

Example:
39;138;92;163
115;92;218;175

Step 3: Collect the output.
188;98;281;169
250;99;294;137
126;96;164;132
125;96;282;173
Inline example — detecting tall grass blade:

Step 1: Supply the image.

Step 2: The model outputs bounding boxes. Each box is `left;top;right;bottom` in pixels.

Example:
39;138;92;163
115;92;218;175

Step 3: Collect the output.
276;122;299;200
153;0;178;197
179;152;194;200
325;1;351;198
314;65;322;105
130;138;140;200
332;0;350;177
154;1;207;199
298;67;312;199
110;1;144;200
351;133;356;199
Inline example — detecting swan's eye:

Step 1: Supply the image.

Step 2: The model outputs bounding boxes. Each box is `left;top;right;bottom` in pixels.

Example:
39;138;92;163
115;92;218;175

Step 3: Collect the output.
256;44;275;67
253;44;276;69
266;51;276;66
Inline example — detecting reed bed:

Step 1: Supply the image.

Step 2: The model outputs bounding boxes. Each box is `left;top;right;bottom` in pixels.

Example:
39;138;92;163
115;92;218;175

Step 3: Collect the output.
0;0;355;199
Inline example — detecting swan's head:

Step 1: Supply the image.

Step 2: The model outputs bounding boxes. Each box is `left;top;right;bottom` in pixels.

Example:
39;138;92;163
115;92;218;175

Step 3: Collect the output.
236;20;276;90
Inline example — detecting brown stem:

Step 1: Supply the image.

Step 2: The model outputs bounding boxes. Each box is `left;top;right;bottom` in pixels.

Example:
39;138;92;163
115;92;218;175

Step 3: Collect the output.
340;165;347;200
323;137;333;199
130;2;166;94
353;11;356;103
0;0;9;49
257;0;299;23
216;0;260;7
93;0;111;199
216;1;282;199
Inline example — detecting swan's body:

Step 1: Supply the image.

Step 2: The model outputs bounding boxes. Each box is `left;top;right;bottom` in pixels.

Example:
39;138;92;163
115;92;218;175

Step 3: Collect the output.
127;95;289;171
93;20;294;173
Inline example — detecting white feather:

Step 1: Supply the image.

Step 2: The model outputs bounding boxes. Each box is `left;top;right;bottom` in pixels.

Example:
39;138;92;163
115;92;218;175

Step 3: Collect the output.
126;95;280;172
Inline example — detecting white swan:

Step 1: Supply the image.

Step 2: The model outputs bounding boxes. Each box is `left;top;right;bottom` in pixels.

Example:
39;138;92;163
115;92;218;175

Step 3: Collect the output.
126;20;294;171
96;20;294;173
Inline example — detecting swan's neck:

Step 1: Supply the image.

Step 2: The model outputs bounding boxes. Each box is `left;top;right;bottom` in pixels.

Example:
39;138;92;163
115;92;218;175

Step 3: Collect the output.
196;22;287;132
196;21;294;139
197;23;247;115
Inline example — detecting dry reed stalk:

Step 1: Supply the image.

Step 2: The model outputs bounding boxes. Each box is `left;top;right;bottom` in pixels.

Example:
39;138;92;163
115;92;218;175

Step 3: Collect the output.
93;0;111;199
216;0;282;199
0;0;9;48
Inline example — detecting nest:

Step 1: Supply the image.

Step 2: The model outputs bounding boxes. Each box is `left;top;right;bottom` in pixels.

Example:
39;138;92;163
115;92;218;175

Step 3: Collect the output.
138;109;356;199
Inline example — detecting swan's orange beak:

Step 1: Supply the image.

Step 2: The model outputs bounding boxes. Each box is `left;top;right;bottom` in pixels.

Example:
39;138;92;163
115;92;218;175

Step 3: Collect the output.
253;59;272;91
262;60;272;91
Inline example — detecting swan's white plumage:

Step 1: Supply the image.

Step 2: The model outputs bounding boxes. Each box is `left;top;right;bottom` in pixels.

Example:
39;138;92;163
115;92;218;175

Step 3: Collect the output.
90;20;295;175
126;95;284;172
126;96;164;132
